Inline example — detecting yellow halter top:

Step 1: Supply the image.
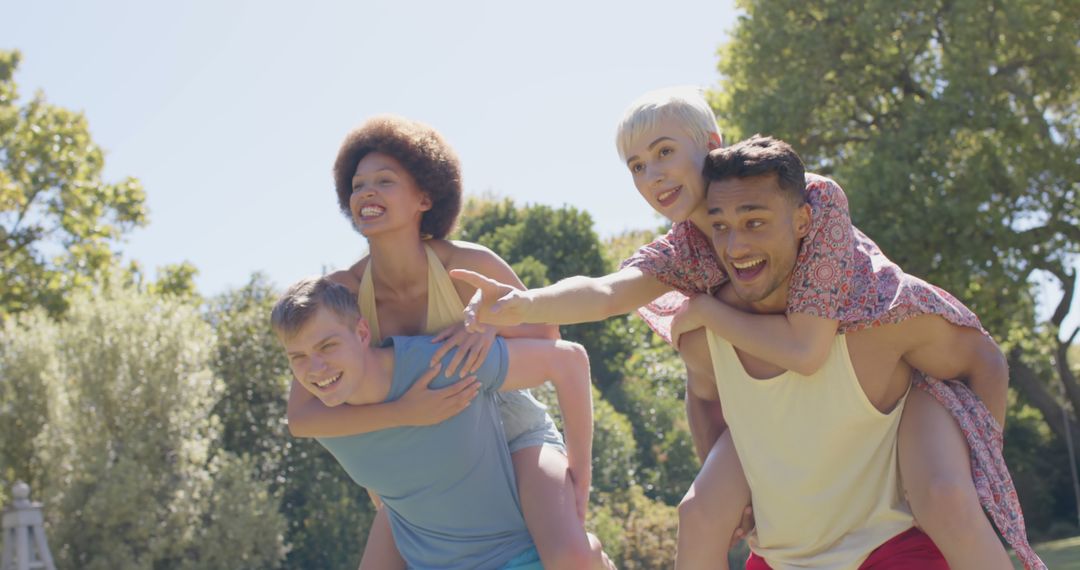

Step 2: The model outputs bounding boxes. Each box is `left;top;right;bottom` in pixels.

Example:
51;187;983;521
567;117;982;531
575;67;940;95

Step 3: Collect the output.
358;244;465;345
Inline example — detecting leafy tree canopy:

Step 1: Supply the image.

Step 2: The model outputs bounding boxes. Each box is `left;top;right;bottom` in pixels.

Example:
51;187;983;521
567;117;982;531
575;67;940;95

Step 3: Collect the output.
0;49;147;318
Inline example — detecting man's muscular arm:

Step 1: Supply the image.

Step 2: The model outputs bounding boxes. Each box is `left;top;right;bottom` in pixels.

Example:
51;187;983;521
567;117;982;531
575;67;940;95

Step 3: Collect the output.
898;315;1009;425
680;328;728;461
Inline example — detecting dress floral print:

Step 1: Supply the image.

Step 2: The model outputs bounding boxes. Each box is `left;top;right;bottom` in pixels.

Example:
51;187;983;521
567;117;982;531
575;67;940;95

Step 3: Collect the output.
621;173;1044;570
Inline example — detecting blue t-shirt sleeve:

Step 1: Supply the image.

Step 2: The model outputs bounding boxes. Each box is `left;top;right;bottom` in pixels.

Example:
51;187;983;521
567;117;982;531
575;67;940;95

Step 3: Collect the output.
388;336;509;398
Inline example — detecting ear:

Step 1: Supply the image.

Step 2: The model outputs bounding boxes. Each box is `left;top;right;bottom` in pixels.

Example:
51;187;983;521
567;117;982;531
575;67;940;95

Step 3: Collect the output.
354;316;372;343
418;193;433;212
793;203;812;239
708;132;723;150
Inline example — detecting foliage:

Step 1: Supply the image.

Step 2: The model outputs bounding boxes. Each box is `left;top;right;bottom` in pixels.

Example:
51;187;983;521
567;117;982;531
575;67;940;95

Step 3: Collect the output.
0;50;147;318
589;484;679;569
599;321;697;502
0;279;285;569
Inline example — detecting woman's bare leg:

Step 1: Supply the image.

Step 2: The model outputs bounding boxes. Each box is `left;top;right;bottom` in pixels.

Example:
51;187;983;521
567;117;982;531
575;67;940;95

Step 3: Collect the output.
512;445;605;569
898;387;1011;570
676;430;750;570
357;505;405;570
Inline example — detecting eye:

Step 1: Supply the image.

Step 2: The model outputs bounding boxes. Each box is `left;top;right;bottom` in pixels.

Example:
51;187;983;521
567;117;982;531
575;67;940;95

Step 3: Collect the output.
629;162;644;174
320;342;338;352
658;146;674;157
290;354;308;364
379;178;393;186
711;222;728;232
747;220;765;229
351;182;364;194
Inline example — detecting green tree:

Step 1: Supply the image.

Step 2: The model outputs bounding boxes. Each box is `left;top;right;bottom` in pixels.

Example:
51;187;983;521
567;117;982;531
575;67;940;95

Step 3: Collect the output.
0;50;147;318
0;279;285;569
714;0;1080;527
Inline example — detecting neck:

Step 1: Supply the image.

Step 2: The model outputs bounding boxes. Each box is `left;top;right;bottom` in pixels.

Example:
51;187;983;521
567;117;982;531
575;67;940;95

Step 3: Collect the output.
719;279;792;315
366;231;429;290
344;345;396;406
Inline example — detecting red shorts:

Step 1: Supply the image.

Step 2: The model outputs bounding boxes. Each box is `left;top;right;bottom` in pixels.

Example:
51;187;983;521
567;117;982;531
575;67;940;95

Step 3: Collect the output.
745;527;948;570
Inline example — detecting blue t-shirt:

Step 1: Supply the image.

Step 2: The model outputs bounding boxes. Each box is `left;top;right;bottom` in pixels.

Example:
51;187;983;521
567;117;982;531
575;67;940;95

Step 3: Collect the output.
317;336;535;570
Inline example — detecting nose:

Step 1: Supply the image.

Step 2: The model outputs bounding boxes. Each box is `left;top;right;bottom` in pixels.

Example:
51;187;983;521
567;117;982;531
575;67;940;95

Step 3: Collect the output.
721;229;751;259
644;161;664;185
307;354;328;375
350;187;376;207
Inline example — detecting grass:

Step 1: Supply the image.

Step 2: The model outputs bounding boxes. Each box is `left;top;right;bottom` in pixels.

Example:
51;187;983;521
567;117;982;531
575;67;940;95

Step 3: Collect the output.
1013;535;1080;569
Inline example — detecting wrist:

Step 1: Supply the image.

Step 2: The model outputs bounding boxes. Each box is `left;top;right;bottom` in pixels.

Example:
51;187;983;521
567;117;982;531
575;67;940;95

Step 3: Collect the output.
520;289;539;323
389;399;419;426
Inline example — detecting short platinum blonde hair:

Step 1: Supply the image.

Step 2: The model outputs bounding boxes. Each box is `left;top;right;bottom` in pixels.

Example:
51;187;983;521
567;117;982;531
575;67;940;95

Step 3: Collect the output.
615;86;722;162
271;276;360;340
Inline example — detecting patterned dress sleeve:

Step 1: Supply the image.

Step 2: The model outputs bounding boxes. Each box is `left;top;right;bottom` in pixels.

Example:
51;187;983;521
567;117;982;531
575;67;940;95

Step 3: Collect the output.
786;174;856;321
619;221;728;343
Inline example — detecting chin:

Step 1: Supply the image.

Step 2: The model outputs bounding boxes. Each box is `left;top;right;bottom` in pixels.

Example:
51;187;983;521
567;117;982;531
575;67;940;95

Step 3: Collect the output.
319;396;344;407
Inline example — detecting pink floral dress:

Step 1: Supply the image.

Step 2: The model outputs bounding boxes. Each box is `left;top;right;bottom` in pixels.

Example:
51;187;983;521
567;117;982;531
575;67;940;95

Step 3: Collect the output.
622;173;1044;570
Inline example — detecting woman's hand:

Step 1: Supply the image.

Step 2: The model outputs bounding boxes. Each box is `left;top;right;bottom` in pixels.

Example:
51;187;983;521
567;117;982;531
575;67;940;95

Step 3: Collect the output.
670;295;705;350
429;322;499;377
449;269;531;331
396;363;480;426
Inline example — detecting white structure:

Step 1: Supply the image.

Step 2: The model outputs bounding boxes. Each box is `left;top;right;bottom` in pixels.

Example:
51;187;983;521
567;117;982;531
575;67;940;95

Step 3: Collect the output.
1;482;56;570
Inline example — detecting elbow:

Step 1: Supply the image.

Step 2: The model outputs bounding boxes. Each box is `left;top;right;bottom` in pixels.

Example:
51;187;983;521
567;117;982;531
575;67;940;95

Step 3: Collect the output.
791;347;829;377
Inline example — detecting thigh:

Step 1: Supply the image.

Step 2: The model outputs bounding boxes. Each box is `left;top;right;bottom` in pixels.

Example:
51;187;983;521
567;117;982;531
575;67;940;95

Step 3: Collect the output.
357;506;405;570
897;387;973;495
511;446;591;559
685;429;750;525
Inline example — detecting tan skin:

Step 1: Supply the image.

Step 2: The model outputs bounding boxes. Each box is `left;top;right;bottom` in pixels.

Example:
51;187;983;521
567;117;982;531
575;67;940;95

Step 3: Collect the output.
671;174;1011;570
287;151;596;570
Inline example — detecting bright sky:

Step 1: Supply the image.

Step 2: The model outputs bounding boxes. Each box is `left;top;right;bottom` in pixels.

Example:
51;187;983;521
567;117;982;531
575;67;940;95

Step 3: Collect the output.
3;0;739;294
4;1;1075;335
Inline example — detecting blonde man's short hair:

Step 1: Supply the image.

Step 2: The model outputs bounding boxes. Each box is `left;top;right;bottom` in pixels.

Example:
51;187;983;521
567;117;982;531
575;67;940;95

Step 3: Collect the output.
615;86;722;162
271;276;360;340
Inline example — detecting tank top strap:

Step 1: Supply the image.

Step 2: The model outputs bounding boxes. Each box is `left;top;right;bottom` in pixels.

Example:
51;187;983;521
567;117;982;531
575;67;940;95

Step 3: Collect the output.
424;244;466;334
357;259;382;345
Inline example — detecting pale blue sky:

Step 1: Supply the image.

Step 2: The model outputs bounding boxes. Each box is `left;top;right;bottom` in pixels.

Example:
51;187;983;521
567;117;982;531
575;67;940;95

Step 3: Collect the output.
3;1;1075;335
3;0;738;293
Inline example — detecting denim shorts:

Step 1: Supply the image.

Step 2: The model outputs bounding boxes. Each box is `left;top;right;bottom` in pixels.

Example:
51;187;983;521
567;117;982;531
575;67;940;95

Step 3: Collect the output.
499;545;543;570
496;389;566;455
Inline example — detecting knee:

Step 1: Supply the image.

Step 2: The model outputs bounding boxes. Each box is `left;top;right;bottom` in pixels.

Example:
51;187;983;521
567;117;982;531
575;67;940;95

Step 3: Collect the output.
678;489;711;530
586;533;613;570
544;538;594;570
911;476;983;531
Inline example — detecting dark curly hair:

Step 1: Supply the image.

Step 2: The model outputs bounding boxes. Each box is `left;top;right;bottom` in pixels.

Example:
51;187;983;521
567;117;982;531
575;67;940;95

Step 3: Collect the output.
332;115;462;239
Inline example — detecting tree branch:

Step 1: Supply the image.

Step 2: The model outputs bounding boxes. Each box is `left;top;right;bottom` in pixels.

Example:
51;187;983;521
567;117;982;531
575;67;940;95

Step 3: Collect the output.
1009;348;1080;447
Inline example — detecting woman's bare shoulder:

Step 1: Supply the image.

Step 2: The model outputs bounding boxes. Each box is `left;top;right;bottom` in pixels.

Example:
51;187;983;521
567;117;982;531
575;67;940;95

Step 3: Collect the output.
427;239;504;272
325;256;369;293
